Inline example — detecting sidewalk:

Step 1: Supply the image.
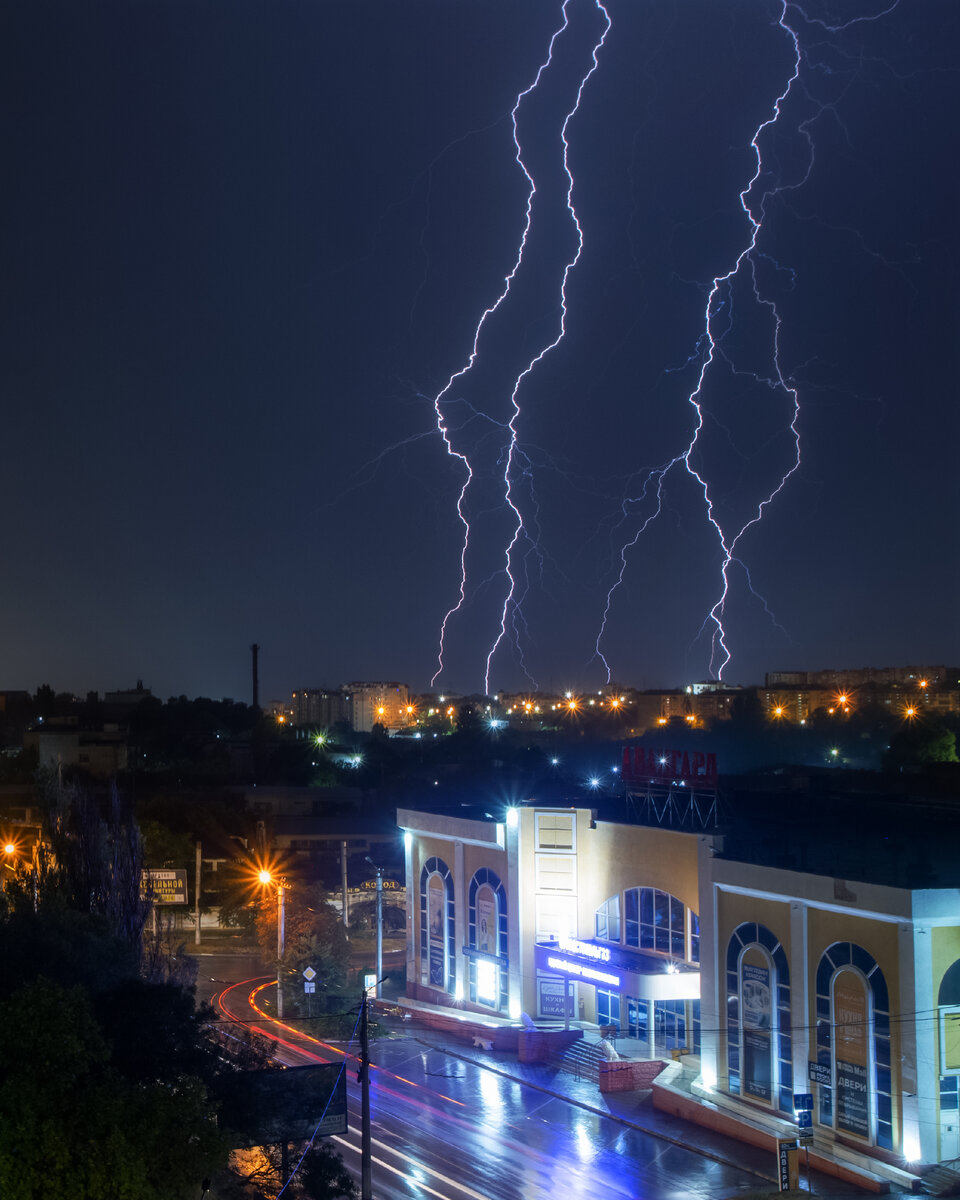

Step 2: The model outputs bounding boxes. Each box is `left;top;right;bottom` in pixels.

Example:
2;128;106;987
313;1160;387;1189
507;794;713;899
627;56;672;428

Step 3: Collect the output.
377;1003;912;1198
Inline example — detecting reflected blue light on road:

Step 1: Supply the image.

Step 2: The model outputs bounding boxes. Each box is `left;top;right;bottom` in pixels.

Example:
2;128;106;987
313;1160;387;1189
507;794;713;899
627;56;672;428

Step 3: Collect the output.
574;1121;594;1162
479;1066;502;1109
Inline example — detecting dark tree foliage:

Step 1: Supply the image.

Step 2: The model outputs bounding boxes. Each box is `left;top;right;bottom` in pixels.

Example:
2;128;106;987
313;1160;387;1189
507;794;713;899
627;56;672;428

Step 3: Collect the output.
36;782;150;954
0;978;229;1200
886;722;959;766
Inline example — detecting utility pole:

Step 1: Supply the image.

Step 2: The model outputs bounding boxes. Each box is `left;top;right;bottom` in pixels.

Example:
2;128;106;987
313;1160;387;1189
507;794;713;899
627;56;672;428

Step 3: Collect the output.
341;839;349;928
365;856;384;1000
376;867;383;1000
194;840;202;946
277;880;286;1019
360;987;372;1200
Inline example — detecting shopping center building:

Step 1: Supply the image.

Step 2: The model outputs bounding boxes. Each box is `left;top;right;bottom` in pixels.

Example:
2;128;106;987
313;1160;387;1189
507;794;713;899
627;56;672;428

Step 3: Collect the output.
398;795;960;1172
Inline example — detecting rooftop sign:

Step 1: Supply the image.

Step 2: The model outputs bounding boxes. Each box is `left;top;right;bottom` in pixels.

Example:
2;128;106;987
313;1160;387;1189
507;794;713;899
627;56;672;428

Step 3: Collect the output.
622;746;718;788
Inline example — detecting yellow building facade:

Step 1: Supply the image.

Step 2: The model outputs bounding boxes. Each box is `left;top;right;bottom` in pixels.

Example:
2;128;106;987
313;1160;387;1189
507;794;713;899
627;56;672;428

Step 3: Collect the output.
400;803;960;1171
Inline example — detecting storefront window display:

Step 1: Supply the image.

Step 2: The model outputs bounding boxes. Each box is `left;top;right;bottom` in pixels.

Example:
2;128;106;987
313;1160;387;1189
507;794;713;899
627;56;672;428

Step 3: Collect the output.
725;921;793;1115
814;942;892;1149
467;868;509;1012
419;856;455;995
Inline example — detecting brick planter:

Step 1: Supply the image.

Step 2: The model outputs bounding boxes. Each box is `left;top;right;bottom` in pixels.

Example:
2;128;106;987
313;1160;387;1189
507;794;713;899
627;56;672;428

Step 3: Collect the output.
598;1058;666;1093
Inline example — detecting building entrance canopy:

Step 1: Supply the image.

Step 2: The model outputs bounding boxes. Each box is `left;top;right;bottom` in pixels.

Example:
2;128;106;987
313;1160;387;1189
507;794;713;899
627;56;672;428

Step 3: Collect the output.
535;937;699;1001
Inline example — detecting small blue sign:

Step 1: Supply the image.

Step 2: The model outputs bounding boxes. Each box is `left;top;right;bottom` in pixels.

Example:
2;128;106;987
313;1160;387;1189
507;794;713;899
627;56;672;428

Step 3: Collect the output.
797;1109;812;1129
794;1093;814;1111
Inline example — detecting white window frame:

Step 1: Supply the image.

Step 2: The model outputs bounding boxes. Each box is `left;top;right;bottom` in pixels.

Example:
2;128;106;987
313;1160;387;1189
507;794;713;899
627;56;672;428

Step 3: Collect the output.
534;811;576;852
535;854;576;893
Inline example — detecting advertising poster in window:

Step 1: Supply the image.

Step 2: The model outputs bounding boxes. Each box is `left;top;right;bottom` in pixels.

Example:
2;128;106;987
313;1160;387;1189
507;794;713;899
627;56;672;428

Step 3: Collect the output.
539;979;568;1018
834;970;870;1138
477;887;495;954
742;954;772;1101
428;878;445;987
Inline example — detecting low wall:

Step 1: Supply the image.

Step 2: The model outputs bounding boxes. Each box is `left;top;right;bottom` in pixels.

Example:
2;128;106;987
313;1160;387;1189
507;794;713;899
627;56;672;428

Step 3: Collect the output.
599;1058;666;1093
407;1009;519;1052
652;1081;897;1194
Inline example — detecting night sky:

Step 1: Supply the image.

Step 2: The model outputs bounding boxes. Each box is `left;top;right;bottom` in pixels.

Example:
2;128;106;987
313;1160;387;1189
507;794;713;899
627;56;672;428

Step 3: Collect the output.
2;0;957;703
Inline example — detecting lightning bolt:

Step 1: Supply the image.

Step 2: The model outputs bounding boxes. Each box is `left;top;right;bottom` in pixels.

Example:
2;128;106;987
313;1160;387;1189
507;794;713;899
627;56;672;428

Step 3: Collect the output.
595;0;901;684
431;0;611;693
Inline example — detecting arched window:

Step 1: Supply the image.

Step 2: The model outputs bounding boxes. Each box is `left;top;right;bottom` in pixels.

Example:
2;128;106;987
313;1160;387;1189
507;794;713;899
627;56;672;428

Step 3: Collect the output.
939;959;960;1008
814;942;892;1150
419;857;455;996
599;887;698;963
936;957;960;1136
468;868;508;1012
726;922;793;1115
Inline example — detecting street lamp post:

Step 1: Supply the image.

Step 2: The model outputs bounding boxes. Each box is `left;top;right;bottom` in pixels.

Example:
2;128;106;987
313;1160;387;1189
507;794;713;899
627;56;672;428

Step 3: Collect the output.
365;857;383;1000
259;870;286;1019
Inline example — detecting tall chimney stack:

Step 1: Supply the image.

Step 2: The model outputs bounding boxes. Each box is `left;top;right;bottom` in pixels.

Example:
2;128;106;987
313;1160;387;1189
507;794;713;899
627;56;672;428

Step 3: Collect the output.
251;643;260;713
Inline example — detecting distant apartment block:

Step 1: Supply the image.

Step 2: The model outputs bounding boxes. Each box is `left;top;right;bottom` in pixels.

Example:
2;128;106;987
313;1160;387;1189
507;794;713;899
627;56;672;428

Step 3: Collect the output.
766;664;959;689
290;688;351;729
345;681;411;733
278;681;413;733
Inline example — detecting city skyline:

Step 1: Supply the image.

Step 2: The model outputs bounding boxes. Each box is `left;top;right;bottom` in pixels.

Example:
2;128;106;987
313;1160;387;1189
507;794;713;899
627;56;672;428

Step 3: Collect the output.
2;1;957;703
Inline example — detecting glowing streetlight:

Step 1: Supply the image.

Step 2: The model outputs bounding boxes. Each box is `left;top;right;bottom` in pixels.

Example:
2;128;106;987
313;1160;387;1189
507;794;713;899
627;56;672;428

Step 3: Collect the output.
257;868;286;1019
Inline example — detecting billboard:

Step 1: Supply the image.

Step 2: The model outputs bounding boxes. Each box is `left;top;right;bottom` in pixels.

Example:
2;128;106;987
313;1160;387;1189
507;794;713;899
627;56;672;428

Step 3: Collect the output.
140;868;188;905
622;746;718;787
218;1064;348;1148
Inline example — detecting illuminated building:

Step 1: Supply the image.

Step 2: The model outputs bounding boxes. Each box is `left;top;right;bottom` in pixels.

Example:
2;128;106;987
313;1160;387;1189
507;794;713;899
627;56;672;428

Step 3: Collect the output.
344;681;410;733
399;795;960;1177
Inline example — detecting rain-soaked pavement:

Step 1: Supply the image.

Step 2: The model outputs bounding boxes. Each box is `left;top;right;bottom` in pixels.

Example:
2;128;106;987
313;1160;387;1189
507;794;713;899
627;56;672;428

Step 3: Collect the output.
365;1028;870;1200
196;952;878;1199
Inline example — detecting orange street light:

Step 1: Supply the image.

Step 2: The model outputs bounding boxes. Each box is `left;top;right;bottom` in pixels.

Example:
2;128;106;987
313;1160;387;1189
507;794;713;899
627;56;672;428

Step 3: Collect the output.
257;869;287;1019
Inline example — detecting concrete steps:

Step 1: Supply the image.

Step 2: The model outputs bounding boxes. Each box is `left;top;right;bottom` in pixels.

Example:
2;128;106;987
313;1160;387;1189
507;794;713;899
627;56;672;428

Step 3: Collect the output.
550;1037;606;1083
922;1159;960;1196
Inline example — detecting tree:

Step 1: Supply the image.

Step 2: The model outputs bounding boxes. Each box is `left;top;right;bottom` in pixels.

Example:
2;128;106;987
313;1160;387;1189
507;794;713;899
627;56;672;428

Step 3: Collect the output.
255;884;351;1014
887;723;959;767
0;979;229;1200
213;1140;358;1200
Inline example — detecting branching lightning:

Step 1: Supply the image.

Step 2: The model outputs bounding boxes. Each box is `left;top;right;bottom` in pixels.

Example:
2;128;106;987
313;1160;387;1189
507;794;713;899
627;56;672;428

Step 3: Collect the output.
431;0;611;693
422;0;905;694
595;0;901;684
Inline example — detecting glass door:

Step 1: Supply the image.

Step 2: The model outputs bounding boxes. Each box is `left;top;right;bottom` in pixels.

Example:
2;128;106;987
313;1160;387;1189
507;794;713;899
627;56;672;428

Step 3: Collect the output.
627;998;649;1045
